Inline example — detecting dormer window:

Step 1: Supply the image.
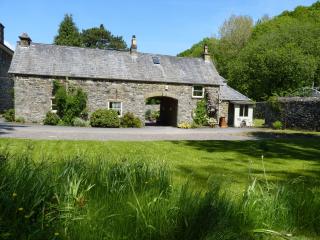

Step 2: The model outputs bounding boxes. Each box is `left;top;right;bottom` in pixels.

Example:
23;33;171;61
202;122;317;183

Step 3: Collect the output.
192;85;204;98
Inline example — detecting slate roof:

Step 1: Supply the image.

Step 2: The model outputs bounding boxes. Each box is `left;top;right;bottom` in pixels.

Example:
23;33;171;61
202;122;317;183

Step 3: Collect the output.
9;43;224;86
220;85;253;103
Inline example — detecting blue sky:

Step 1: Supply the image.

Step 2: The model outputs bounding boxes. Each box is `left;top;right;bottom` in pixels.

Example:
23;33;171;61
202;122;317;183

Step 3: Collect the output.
0;0;316;55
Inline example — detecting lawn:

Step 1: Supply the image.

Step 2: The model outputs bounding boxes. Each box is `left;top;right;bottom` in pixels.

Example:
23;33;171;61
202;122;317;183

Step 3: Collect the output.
1;137;319;192
0;137;319;239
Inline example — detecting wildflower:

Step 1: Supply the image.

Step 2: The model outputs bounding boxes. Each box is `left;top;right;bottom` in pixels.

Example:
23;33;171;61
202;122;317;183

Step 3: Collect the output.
18;207;24;212
12;193;17;198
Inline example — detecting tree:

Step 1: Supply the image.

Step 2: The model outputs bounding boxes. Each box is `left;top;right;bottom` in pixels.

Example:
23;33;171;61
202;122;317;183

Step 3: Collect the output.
228;5;320;100
216;15;254;77
81;24;127;50
54;14;81;47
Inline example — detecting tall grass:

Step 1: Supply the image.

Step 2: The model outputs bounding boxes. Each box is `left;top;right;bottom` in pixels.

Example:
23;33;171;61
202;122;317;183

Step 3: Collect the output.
0;146;319;240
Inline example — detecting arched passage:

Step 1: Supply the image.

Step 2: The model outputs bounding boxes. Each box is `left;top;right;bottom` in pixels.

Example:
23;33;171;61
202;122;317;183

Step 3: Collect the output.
145;96;178;126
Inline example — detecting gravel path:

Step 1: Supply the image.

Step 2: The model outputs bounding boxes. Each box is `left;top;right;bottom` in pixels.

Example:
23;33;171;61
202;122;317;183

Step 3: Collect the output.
0;122;258;141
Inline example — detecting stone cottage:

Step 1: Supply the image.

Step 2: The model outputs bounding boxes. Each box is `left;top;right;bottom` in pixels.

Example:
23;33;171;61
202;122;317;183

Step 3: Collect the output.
0;23;14;112
8;33;253;127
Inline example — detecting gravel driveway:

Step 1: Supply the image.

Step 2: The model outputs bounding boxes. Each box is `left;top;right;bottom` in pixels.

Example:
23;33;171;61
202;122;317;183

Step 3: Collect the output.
0;122;258;141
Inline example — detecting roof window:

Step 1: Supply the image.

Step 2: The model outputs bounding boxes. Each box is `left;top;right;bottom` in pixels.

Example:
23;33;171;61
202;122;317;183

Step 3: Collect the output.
152;56;160;64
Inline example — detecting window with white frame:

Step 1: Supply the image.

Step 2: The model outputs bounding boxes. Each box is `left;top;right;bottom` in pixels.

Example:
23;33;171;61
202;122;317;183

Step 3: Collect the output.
192;85;204;98
109;102;122;116
51;97;58;113
239;105;249;117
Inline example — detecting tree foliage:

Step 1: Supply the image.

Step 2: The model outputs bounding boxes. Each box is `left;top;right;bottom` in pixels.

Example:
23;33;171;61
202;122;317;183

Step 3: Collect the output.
54;14;81;47
54;14;127;50
178;2;320;101
81;24;127;50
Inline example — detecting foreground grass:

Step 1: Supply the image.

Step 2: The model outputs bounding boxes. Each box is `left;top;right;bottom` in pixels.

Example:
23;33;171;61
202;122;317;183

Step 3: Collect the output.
0;137;319;193
0;138;319;239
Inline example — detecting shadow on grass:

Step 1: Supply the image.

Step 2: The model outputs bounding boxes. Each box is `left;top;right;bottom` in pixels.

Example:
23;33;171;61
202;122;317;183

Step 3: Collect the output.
250;131;320;139
171;139;320;162
170;139;320;187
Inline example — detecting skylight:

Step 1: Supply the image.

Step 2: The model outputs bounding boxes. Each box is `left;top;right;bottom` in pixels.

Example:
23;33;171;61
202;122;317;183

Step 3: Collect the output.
152;56;160;64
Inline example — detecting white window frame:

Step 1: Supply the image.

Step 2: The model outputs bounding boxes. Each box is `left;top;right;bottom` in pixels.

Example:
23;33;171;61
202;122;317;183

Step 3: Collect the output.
50;96;57;113
108;101;122;117
239;105;249;117
192;85;204;98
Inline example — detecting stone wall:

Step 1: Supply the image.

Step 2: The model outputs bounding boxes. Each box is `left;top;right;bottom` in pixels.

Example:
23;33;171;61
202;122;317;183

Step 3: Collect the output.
14;75;220;125
254;102;266;119
0;47;13;112
264;97;320;131
219;101;229;123
14;76;53;122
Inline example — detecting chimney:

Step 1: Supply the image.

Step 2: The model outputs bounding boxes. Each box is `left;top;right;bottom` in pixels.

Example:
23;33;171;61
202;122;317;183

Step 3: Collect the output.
19;33;32;47
203;44;211;62
0;23;4;44
130;35;137;54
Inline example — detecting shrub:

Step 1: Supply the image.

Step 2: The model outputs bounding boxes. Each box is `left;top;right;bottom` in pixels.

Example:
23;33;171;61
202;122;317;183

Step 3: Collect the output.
43;111;60;125
90;109;120;128
207;117;217;128
151;110;160;121
73;117;90;127
145;109;152;120
54;82;87;125
193;100;208;126
272;120;283;130
3;109;15;122
121;112;142;128
15;117;25;123
145;110;160;121
178;122;192;129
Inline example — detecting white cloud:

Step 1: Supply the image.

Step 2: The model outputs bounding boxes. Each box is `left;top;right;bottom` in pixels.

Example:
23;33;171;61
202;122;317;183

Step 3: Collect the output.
4;40;14;50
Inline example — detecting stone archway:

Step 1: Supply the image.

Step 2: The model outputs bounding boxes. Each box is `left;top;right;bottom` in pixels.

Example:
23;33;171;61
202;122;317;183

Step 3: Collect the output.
145;95;178;126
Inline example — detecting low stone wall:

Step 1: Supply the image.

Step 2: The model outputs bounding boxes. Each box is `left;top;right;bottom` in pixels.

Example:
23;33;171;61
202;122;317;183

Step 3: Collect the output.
264;97;320;131
254;102;266;119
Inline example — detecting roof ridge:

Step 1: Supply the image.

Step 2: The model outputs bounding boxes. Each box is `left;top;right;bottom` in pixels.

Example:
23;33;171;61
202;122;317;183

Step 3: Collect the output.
30;42;204;61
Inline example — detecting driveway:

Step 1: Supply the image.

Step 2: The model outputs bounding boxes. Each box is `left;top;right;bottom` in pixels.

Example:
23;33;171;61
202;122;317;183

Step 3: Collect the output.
0;122;259;141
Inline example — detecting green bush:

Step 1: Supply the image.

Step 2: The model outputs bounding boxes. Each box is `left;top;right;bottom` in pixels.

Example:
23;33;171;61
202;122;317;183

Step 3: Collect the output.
121;112;142;128
272;120;283;130
54;82;87;125
193;100;208;126
43;111;60;125
73;117;90;127
3;109;15;122
145;110;160;121
90;109;120;128
15;117;25;123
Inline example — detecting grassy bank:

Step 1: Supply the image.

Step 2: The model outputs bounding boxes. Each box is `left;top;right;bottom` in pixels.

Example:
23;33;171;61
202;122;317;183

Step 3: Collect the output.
0;138;319;239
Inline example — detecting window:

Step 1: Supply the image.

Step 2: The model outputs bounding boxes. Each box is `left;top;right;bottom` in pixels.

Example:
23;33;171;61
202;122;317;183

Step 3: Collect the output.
51;97;58;113
152;56;160;64
192;85;204;98
239;105;249;117
109;102;122;116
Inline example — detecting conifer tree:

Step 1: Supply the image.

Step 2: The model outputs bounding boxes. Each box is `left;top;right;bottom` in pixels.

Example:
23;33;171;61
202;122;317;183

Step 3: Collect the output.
54;14;81;47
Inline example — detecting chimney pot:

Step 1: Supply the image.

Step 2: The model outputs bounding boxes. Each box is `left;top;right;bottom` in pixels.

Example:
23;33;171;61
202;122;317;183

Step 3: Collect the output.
19;33;32;47
203;44;211;62
130;35;137;54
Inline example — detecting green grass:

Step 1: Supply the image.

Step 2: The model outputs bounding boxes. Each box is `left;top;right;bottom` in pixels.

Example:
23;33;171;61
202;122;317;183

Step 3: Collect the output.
0;138;319;193
0;137;320;239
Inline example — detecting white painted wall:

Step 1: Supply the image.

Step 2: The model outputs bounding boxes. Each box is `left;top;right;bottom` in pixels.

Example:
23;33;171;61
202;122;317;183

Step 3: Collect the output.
233;104;253;127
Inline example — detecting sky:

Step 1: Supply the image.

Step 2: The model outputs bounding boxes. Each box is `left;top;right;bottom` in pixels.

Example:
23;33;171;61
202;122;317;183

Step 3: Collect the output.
0;0;317;55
